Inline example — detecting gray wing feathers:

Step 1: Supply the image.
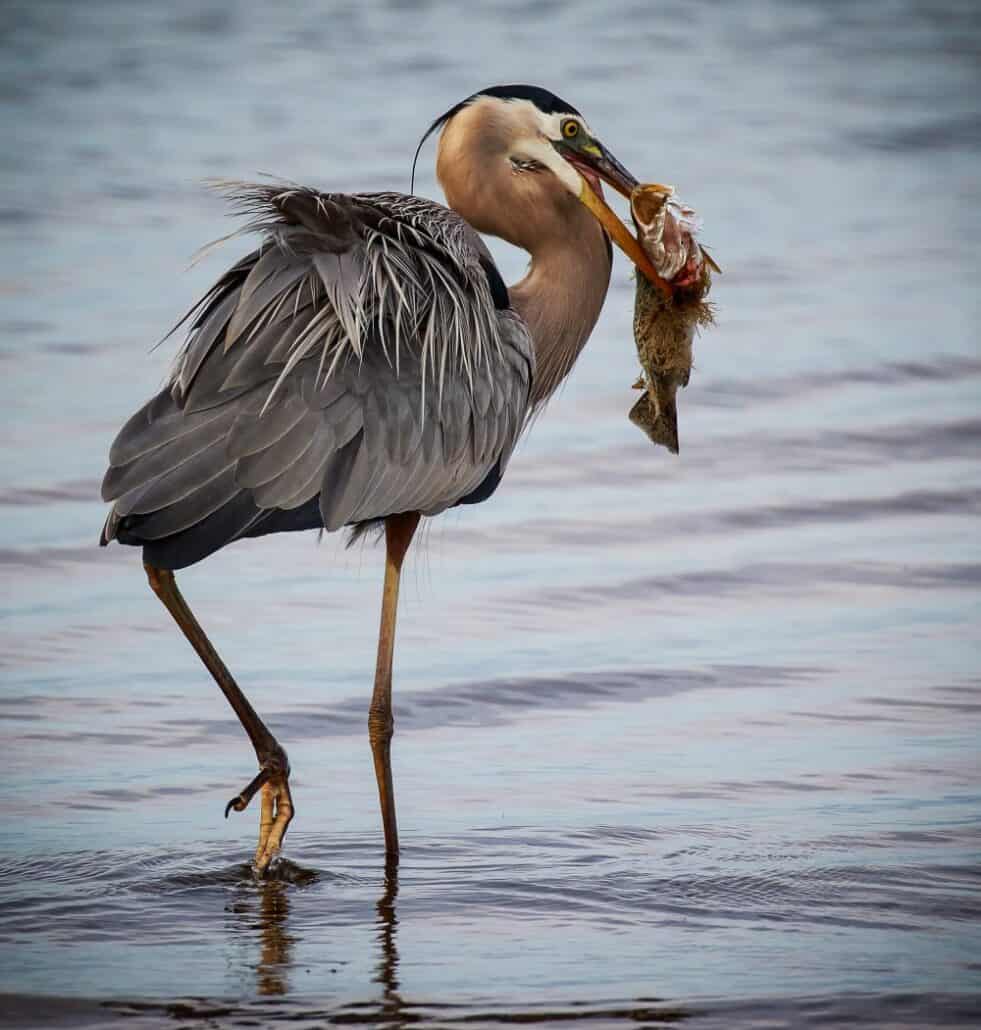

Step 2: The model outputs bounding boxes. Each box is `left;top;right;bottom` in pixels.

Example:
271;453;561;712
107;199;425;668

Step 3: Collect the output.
234;410;324;491
107;394;229;468
134;467;240;540
177;291;239;395
312;249;365;354
103;407;237;502
102;184;534;550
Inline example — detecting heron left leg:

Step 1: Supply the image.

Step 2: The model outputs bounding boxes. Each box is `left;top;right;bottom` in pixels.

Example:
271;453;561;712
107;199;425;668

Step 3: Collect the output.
144;564;293;873
369;511;420;864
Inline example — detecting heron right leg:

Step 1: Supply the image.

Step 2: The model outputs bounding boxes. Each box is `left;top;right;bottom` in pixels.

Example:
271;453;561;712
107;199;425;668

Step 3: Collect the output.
144;564;293;873
368;512;420;864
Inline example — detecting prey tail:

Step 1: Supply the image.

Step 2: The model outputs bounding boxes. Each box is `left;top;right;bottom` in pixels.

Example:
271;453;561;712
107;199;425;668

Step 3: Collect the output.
629;392;680;455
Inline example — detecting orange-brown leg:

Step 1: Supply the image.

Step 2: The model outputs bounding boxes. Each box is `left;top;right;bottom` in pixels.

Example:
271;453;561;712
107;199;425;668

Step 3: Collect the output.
368;512;420;864
145;564;292;873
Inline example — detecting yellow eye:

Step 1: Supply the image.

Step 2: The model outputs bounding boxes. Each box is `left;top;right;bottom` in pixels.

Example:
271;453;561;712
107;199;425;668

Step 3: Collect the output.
561;119;580;140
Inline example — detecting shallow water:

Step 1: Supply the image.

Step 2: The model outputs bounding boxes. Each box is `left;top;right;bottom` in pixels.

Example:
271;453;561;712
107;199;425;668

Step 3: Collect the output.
1;0;980;1026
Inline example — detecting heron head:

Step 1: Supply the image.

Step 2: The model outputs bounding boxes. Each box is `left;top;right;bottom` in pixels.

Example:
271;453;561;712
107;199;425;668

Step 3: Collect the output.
419;85;658;279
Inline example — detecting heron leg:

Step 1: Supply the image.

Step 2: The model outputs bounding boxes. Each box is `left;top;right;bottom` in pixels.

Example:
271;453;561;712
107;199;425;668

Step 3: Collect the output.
144;564;293;873
369;512;420;864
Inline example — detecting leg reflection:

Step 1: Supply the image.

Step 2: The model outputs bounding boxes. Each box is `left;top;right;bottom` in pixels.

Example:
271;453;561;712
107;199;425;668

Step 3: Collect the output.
255;880;294;995
374;859;408;1026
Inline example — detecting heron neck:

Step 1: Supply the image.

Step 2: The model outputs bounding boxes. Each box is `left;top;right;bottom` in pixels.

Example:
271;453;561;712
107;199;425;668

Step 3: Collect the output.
509;214;612;409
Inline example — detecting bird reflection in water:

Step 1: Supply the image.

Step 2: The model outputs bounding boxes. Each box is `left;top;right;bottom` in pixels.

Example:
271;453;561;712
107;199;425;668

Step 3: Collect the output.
227;866;689;1025
255;879;294;995
373;863;409;1028
227;872;297;996
227;861;404;1017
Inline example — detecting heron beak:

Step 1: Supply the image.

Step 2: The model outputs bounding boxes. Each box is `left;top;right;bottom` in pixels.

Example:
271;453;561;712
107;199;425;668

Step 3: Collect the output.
557;138;672;295
560;139;675;296
575;181;671;295
574;139;639;199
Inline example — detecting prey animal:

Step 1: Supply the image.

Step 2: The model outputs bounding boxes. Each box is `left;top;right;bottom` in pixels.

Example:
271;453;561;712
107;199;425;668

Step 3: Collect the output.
628;184;716;454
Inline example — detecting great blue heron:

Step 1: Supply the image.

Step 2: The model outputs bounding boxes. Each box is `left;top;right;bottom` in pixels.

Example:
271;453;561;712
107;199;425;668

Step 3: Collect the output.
100;84;676;873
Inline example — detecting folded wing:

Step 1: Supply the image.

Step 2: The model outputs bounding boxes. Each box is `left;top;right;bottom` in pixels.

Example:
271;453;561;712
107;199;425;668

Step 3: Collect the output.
100;184;533;569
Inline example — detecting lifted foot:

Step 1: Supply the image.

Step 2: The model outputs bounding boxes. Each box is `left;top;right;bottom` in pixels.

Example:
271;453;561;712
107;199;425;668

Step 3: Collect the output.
223;747;294;874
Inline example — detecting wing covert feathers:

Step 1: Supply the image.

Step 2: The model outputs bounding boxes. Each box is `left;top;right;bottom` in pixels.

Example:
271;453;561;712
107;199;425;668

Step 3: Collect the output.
100;184;533;566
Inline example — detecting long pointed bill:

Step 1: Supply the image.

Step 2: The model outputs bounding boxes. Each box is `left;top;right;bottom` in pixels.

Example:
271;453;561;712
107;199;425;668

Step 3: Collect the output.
554;136;674;296
575;179;673;297
580;140;640;200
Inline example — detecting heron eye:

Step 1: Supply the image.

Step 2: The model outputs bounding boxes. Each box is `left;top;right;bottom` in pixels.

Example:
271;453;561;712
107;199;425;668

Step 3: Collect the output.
561;119;580;140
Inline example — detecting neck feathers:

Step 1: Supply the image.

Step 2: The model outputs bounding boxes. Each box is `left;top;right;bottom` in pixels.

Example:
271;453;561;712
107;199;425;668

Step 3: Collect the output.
509;210;611;408
437;100;613;408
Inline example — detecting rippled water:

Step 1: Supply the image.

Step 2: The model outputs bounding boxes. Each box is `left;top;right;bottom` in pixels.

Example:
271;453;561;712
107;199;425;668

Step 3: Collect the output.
2;1;980;1026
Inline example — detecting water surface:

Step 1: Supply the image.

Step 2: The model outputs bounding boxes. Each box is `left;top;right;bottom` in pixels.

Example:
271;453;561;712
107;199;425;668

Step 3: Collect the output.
1;1;980;1026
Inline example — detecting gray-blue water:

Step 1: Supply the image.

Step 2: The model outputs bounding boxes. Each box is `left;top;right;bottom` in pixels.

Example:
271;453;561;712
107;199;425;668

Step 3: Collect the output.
1;1;980;1026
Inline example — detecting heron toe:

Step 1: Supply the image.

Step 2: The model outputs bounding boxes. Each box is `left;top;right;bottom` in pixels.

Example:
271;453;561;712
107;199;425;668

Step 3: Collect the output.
220;747;294;874
253;776;294;874
224;766;272;818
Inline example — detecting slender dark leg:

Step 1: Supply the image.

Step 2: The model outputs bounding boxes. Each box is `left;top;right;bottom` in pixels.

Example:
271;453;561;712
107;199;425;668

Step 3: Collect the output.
145;564;293;873
368;512;420;864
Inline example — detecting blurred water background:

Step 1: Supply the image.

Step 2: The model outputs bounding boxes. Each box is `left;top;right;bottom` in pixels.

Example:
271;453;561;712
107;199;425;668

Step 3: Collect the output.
1;0;980;1026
